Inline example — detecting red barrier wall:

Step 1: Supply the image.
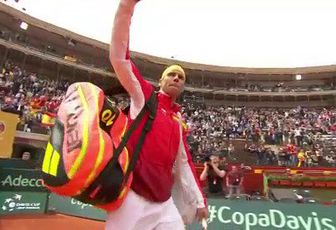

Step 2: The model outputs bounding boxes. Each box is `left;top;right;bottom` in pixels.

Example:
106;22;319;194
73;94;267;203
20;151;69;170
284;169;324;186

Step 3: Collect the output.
195;164;336;195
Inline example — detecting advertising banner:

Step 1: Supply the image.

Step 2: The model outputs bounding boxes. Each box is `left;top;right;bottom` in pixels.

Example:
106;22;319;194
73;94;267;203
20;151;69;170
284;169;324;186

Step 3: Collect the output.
0;191;48;215
48;193;106;221
187;199;336;230
0;111;18;158
0;167;47;192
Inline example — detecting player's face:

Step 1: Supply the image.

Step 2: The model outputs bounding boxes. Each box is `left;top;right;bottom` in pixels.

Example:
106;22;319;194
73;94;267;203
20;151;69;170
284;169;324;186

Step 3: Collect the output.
160;72;185;101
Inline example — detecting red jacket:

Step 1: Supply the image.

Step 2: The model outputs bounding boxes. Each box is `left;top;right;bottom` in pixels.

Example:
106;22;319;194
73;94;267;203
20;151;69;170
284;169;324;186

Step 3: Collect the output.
110;0;205;208
127;85;183;201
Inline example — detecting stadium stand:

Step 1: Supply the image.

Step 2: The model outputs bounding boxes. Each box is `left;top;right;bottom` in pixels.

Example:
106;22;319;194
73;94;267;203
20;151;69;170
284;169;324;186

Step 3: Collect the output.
0;2;335;209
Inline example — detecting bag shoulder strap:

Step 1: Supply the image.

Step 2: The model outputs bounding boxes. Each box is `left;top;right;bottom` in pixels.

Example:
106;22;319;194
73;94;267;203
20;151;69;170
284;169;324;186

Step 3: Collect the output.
113;90;158;179
124;92;157;180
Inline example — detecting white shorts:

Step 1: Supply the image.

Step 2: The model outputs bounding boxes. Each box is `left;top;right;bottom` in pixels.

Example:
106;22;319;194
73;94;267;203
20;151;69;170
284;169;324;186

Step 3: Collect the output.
105;190;184;230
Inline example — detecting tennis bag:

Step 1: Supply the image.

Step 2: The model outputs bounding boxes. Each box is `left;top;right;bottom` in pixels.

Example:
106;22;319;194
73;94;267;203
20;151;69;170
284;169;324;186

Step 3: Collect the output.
41;82;157;211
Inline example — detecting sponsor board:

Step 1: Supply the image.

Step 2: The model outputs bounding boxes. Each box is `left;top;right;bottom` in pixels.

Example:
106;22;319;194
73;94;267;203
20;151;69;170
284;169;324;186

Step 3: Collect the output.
187;199;336;230
0;168;47;192
48;193;106;221
0;191;47;215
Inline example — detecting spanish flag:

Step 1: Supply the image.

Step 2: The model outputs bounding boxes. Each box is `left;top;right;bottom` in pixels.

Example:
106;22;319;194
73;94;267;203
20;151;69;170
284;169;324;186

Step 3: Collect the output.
41;112;56;127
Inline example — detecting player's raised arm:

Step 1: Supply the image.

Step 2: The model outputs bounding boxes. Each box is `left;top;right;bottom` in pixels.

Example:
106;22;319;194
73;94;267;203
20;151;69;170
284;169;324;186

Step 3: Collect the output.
110;0;151;119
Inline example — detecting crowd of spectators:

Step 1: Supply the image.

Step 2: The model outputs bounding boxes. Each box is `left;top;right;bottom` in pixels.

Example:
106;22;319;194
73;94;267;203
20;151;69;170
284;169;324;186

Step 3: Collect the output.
1;61;336;168
0;61;69;134
182;103;336;167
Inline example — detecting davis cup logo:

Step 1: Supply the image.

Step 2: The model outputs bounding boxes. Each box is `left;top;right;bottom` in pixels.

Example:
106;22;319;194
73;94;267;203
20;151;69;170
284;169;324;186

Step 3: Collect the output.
0;121;5;135
2;194;22;212
1;193;42;213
